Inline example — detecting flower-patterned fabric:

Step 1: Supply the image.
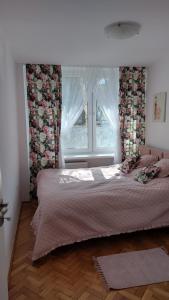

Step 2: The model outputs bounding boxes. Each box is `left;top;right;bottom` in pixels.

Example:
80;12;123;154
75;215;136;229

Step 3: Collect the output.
119;67;146;161
26;64;62;198
135;166;160;184
120;156;140;174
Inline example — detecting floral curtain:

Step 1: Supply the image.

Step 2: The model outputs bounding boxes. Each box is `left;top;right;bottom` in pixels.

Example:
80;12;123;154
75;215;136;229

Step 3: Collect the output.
26;64;62;198
119;66;146;161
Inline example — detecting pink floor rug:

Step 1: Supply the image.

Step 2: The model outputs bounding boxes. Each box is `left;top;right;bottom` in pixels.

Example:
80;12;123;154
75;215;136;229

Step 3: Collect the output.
94;248;169;289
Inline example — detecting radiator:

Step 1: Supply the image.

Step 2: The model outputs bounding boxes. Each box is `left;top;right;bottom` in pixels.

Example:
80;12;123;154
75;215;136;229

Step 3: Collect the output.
65;161;89;169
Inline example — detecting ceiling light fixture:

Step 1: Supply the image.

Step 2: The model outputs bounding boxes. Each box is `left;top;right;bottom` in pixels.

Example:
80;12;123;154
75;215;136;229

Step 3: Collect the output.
104;21;141;39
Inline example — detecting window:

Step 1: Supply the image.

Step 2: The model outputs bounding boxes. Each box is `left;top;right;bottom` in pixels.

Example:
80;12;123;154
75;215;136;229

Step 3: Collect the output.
62;67;118;155
95;101;114;149
63;100;88;150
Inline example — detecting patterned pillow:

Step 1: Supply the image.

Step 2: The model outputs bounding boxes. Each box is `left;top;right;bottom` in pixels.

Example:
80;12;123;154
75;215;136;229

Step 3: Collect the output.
120;156;140;174
135;166;160;184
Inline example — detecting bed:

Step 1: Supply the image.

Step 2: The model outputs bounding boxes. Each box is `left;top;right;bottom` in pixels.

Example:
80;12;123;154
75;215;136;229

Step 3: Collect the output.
31;146;169;261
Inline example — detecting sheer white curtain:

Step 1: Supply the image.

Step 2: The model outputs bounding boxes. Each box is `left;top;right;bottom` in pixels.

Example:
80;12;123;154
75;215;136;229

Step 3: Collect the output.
59;75;84;168
94;68;121;163
59;66;121;168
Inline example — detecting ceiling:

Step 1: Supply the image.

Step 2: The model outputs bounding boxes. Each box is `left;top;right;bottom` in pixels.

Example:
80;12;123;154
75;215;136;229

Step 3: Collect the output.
0;0;169;66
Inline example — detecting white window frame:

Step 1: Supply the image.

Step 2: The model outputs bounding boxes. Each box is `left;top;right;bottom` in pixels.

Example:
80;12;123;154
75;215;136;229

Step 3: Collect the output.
62;74;114;156
91;92;114;154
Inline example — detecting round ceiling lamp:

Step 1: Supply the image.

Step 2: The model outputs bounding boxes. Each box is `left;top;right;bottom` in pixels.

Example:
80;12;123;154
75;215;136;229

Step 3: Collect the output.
104;21;141;39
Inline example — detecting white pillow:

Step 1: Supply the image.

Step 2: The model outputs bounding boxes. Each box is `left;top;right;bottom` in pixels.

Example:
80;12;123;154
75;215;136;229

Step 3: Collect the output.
154;159;169;178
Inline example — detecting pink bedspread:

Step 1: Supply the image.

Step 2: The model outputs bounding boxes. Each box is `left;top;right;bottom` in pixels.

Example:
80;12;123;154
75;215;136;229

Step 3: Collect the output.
31;165;169;261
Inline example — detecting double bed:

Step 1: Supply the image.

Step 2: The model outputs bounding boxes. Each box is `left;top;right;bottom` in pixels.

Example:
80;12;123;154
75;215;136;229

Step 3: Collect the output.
31;146;169;261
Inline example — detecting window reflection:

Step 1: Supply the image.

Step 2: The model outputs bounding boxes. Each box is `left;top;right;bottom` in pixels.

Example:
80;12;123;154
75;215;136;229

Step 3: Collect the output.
58;165;122;184
101;165;121;179
59;169;94;183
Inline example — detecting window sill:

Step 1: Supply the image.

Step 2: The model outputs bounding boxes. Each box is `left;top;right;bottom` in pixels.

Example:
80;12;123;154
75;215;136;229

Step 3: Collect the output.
64;153;114;160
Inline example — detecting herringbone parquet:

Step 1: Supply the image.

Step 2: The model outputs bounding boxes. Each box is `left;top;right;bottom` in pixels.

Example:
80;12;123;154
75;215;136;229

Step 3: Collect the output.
9;202;169;300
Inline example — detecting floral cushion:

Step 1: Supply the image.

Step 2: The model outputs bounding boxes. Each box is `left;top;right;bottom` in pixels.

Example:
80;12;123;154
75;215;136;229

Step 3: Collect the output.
120;156;140;174
135;166;160;184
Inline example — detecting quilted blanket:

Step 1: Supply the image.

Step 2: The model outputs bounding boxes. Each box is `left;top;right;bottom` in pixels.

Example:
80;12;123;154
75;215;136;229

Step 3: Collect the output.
31;165;169;261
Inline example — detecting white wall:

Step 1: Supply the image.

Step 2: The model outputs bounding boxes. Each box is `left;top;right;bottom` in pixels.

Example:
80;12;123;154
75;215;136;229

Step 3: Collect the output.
146;55;169;150
16;64;30;202
0;43;21;272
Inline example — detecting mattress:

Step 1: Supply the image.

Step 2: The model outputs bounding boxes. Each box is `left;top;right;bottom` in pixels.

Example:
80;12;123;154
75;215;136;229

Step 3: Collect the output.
31;164;169;261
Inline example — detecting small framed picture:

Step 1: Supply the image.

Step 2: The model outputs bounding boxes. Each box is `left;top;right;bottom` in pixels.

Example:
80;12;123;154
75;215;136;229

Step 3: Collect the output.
153;92;167;122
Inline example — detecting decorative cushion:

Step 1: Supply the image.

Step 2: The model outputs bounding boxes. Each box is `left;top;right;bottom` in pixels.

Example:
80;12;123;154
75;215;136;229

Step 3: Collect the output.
136;154;158;168
120;156;140;174
154;159;169;178
135;166;160;184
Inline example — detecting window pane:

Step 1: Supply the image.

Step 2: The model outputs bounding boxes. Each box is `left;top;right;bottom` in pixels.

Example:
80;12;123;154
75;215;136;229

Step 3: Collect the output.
62;102;88;150
95;101;114;148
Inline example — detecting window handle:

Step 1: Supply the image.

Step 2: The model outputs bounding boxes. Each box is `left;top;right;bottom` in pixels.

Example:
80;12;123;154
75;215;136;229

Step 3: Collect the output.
0;202;10;227
0;202;8;208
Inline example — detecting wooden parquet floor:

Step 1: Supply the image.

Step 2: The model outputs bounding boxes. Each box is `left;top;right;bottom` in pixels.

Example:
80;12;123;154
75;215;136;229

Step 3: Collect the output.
9;202;169;300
